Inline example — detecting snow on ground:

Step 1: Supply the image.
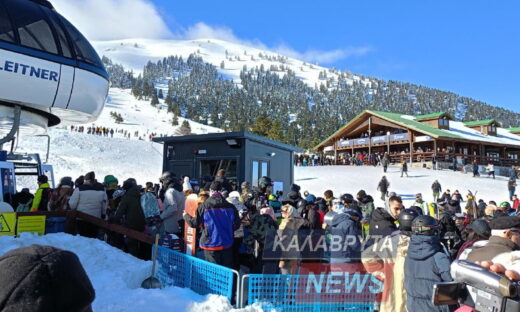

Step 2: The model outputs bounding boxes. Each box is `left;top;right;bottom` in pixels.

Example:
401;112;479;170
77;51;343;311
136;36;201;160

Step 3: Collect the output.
0;233;259;312
17;128;163;191
93;38;371;89
96;88;223;138
15;87;225;191
295;165;511;207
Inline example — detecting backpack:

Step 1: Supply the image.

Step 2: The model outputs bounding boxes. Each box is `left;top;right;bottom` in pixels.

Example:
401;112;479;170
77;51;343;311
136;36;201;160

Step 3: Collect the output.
16;199;33;212
140;192;160;218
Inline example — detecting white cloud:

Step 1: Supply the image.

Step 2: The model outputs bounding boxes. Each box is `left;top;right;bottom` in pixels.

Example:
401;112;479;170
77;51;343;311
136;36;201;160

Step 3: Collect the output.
179;23;371;64
52;0;370;64
274;44;372;64
51;0;172;41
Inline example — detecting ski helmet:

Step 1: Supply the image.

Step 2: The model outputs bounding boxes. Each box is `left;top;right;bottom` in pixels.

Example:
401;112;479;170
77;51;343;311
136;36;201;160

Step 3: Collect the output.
160;171;175;183
412;215;441;236
398;209;420;232
408;206;424;216
258;176;273;191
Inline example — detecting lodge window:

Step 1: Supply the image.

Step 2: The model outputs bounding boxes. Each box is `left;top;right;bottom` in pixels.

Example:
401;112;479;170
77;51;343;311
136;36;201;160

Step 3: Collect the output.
439;118;449;127
488;125;496;133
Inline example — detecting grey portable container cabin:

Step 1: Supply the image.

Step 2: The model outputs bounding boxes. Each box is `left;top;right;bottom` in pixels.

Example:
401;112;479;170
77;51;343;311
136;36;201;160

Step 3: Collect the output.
153;131;300;195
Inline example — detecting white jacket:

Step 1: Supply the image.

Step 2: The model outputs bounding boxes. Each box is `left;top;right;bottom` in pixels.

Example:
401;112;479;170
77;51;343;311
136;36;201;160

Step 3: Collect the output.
160;187;185;233
69;182;108;218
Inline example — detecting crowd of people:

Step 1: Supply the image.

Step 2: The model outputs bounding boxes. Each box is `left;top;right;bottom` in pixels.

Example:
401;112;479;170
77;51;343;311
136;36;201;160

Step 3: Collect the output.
69;125;164;141
2;167;520;312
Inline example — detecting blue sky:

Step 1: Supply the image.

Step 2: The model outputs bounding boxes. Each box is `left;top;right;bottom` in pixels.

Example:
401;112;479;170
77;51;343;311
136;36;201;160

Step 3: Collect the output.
56;0;520;112
155;0;520;112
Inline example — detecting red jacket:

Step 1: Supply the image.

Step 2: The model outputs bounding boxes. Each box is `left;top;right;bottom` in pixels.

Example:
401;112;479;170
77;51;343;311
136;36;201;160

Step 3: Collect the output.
514;199;519;210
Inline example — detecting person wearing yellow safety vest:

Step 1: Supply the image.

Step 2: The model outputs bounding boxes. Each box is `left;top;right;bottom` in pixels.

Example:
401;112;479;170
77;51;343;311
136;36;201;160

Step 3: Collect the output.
31;175;51;212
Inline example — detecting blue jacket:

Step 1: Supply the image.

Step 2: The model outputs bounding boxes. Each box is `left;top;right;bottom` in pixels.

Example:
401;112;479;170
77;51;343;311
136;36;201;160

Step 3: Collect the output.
405;235;452;312
184;194;240;250
329;213;361;263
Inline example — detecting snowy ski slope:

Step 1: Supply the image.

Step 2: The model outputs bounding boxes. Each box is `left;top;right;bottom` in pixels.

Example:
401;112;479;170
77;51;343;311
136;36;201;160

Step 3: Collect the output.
93;38;371;88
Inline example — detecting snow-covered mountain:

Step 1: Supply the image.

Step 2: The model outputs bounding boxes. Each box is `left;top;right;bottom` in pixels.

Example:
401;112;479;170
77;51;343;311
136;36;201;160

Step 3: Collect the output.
93;38;371;88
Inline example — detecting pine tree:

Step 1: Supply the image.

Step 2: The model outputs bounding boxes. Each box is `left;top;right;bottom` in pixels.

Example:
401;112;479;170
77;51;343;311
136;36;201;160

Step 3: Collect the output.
220;61;225;69
158;89;164;99
150;92;159;107
176;120;191;135
171;115;179;126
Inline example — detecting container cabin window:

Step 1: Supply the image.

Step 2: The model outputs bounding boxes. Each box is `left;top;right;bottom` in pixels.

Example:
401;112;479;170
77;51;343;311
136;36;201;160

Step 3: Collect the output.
4;0;58;54
252;160;268;187
0;3;15;43
1;167;15;198
200;159;237;184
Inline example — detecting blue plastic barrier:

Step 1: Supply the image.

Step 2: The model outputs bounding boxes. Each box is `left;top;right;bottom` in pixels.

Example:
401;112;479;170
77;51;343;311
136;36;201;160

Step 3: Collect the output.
155;246;235;301
45;217;67;234
246;274;377;312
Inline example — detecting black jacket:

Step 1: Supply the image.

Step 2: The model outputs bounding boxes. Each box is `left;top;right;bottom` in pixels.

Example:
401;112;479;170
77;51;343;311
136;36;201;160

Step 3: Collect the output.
369;208;397;236
114;186;145;231
467;236;520;263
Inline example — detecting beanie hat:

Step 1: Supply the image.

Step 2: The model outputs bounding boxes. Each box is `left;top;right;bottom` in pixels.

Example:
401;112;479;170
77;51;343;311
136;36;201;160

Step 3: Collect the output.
84;171;95;181
0;245;95;312
37;175;48;184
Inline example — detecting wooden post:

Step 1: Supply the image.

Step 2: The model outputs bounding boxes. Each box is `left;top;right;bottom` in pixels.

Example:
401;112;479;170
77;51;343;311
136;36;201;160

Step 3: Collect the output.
334;139;338;165
408;130;413;163
368;117;372;155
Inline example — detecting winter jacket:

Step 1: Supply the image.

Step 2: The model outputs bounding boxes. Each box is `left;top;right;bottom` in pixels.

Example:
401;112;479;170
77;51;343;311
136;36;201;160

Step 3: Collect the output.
329;213;361;263
362;231;410;312
412;200;428;216
244;211;278;255
31;183;51;212
227;197;246;238
404;235;452;312
432;182;442;193
508;180;517;191
184;193;240;250
514;199;519;210
467;236;520;262
114;186;145;231
369;208;397;236
214;176;233;193
11;191;34;212
377;179;389;193
160;186;185;233
69;182;107;218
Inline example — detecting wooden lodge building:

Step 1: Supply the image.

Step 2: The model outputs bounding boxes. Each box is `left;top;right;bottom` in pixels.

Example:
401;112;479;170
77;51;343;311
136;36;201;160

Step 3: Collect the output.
315;110;520;166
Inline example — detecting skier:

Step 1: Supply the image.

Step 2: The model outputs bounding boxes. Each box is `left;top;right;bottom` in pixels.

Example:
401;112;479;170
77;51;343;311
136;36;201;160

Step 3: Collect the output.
30;175;51;212
412;193;428;216
362;208;419;312
405;215;452;312
113;179;146;258
183;181;240;268
377;176;390;201
159;172;185;236
49;177;74;211
69;171;108;238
